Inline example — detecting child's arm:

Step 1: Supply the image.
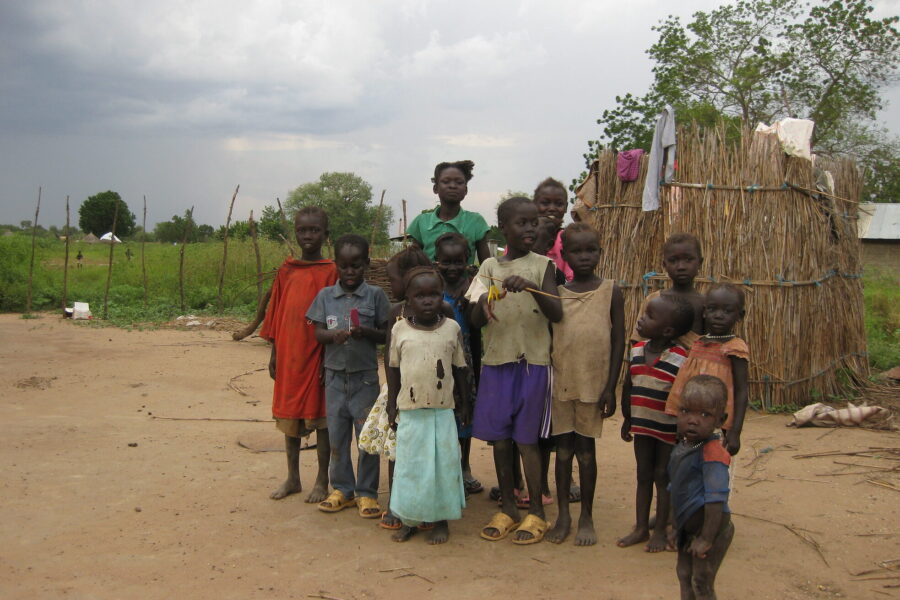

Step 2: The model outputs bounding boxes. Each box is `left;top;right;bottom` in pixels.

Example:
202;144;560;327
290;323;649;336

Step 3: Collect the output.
620;368;633;442
452;366;472;425
314;321;350;345
475;234;490;264
725;356;749;455
350;322;387;343
268;345;277;380
600;283;626;418
386;365;401;427
502;262;562;323
688;503;725;559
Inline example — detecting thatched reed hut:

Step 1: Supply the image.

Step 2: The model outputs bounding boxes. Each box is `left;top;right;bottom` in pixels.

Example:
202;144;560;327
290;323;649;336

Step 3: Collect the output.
574;124;868;408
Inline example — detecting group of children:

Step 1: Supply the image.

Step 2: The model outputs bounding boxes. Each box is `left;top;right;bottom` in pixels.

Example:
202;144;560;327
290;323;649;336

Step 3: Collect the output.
260;160;749;599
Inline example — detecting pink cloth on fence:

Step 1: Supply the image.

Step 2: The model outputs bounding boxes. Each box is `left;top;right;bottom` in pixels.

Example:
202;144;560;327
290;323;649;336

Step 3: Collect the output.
617;149;645;182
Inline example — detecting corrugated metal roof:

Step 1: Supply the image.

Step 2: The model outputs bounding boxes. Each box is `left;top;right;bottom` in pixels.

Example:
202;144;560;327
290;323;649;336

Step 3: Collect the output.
858;203;900;240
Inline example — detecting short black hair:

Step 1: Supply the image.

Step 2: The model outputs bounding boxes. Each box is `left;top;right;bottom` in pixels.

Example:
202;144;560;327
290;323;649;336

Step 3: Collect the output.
387;246;431;271
662;293;696;337
708;282;746;310
560;222;600;253
663;232;702;259
402;266;443;295
683;374;728;414
434;232;470;261
334;233;369;257
534;177;567;200
497;196;533;226
294;206;329;231
432;160;475;183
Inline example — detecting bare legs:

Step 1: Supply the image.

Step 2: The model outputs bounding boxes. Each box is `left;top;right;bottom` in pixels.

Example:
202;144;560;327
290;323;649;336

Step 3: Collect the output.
618;435;672;551
547;433;597;545
270;429;330;502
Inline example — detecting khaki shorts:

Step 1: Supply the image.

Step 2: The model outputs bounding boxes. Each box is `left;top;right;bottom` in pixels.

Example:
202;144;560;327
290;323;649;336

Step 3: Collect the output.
551;399;604;438
275;417;327;438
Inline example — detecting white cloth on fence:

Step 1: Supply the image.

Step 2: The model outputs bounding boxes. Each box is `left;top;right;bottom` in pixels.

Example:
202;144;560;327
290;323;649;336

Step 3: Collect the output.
642;105;677;211
754;118;814;161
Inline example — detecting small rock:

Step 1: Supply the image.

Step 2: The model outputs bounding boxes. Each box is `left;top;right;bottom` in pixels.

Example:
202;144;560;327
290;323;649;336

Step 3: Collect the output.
128;443;138;447
186;320;201;327
134;507;142;512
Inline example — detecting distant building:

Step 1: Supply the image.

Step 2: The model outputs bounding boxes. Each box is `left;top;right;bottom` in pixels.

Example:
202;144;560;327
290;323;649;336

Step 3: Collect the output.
858;203;900;276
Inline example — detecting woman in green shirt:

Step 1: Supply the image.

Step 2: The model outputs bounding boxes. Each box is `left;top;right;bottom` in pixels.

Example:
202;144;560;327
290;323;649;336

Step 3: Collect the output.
407;160;491;265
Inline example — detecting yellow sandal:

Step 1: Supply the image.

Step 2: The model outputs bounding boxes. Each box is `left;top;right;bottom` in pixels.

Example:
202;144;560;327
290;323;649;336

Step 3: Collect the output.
317;490;356;513
357;496;382;519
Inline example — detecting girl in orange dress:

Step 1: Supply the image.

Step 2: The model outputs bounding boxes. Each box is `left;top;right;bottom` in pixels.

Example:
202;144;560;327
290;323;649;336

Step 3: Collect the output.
666;283;749;456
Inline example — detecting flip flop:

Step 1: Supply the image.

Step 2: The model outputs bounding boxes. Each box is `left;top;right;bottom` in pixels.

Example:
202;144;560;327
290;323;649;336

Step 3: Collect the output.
318;490;356;513
464;477;483;494
512;514;549;545
379;511;402;530
480;512;520;541
542;493;554;506
357;496;382;519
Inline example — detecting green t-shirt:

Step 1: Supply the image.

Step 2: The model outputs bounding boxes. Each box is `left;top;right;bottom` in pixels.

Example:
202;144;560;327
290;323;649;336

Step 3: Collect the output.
407;206;490;264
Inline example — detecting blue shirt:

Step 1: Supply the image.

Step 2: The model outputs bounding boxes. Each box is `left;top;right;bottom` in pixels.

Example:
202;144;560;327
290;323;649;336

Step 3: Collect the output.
306;280;390;373
668;435;731;532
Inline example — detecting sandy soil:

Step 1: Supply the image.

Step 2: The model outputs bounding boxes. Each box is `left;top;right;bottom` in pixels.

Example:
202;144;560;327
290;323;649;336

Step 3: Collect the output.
1;314;897;600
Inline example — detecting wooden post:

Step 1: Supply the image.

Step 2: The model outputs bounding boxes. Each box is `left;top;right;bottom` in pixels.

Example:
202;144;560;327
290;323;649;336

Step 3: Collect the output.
102;197;120;319
248;209;263;305
179;206;194;312
217;185;239;313
25;186;41;314
141;195;148;307
370;189;386;248
402;198;408;246
62;195;70;312
276;197;296;257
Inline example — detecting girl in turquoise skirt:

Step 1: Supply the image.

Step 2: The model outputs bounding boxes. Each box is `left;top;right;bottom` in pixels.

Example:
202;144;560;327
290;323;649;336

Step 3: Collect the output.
386;267;471;544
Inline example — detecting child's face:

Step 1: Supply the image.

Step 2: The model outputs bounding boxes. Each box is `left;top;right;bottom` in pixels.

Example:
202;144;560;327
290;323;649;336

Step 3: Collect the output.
405;273;443;324
433;167;468;204
561;231;600;278
294;213;327;255
636;296;676;341
662;242;702;287
703;287;744;336
435;242;467;285
335;244;368;291
534;186;567;229
677;393;726;444
501;202;539;253
385;261;405;300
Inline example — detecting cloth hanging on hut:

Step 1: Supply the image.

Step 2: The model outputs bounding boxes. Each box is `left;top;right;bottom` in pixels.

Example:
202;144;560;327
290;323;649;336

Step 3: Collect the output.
642;106;676;211
754;118;814;160
617;149;645;182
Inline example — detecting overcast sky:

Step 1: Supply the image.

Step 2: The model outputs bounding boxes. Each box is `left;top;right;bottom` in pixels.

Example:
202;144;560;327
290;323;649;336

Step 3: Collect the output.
1;0;897;230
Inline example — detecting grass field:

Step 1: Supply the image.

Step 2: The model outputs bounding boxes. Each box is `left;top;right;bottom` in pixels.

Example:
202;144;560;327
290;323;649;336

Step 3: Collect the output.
2;233;897;372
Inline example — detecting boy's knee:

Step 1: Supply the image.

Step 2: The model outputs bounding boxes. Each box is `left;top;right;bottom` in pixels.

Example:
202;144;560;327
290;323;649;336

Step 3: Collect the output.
676;560;692;582
555;445;575;462
574;449;594;466
690;575;714;598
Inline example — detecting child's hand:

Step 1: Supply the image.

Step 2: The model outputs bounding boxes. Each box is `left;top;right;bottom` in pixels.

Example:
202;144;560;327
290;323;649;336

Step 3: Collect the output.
599;389;616;418
620;418;633;442
667;528;678;550
349;325;364;339
724;430;741;455
268;356;276;380
479;293;498;322
387;402;398;430
458;403;472;427
688;537;712;559
502;275;537;293
332;329;351;345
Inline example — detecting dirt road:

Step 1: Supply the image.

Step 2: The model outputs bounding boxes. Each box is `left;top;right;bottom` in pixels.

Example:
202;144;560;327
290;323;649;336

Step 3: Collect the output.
1;314;896;599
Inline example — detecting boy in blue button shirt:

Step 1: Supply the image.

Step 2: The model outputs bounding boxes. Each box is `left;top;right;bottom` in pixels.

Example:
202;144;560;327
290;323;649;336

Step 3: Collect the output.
307;234;390;518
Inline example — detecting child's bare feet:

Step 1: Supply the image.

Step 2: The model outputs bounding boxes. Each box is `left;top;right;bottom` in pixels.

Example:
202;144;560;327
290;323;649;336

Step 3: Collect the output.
645;528;668;552
304;479;328;504
391;525;417;542
617;526;649;547
546;515;571;544
428;521;449;545
270;478;301;500
574;514;597;546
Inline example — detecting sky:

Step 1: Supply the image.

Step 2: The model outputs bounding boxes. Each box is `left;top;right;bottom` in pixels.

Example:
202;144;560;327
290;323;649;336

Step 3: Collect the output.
1;0;898;231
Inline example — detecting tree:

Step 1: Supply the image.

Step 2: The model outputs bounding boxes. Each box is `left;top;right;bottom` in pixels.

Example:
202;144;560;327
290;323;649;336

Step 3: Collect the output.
78;191;136;237
257;204;289;242
154;211;196;244
576;0;899;197
284;172;394;245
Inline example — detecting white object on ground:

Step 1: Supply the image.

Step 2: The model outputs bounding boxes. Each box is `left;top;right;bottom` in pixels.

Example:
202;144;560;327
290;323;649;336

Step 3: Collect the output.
72;302;91;320
788;402;889;427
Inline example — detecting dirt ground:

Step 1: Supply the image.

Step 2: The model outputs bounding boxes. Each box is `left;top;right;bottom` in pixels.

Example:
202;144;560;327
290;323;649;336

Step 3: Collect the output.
1;314;897;600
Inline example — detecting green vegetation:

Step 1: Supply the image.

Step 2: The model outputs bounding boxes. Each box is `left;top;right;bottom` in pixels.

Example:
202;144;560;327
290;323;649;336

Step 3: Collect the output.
863;269;900;371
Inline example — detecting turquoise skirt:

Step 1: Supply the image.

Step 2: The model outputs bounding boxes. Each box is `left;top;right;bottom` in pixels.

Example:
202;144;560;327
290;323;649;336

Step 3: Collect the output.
390;408;465;525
